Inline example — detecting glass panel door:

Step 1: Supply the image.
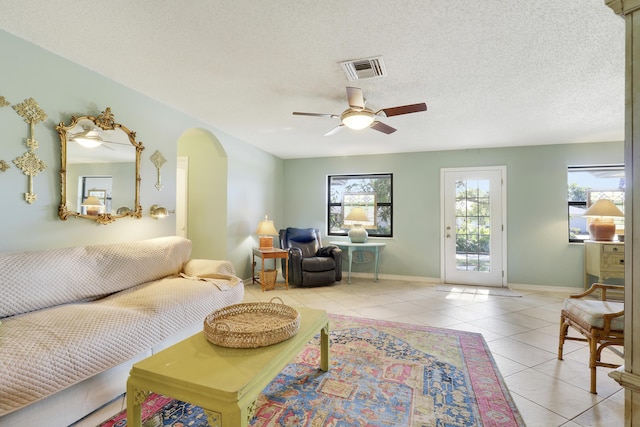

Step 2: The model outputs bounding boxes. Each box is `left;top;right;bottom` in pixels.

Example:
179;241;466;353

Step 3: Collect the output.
442;167;506;287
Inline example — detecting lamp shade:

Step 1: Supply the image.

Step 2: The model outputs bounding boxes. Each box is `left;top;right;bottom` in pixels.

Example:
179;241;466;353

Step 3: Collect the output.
81;196;102;207
256;215;278;235
344;207;369;222
583;199;624;218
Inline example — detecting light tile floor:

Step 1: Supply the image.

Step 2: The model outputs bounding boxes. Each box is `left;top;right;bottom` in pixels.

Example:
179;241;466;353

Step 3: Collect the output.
79;278;624;427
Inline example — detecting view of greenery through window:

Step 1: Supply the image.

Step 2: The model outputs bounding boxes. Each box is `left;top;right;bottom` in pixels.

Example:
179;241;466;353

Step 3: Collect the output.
568;165;624;242
455;179;491;271
327;174;392;237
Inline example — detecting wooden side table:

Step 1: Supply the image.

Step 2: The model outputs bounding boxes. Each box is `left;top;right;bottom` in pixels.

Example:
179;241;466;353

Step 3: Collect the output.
252;247;289;291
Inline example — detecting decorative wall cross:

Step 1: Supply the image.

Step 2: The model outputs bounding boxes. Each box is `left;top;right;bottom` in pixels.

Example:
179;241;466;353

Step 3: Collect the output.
0;96;9;174
150;150;166;191
12;98;47;204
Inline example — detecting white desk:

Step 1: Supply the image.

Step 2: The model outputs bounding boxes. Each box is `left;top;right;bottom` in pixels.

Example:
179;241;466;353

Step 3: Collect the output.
330;241;385;284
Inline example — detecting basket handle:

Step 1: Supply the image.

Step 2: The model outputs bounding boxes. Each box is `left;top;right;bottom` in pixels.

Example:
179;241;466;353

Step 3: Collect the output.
270;296;284;305
214;322;231;332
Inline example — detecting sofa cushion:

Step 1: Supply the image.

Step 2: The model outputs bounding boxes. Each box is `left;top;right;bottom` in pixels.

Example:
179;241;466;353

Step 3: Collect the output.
0;236;191;318
0;274;244;416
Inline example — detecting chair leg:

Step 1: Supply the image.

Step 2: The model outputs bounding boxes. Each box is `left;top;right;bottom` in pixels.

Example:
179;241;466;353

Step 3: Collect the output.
558;316;569;360
588;336;598;394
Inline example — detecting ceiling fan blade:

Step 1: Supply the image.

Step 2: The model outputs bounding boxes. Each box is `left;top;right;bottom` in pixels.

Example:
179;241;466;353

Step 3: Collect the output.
324;124;345;136
293;112;339;118
346;87;365;110
379;103;427;117
370;121;397;134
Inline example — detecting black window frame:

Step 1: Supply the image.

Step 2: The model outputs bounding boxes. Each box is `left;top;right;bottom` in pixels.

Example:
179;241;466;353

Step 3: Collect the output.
327;173;393;238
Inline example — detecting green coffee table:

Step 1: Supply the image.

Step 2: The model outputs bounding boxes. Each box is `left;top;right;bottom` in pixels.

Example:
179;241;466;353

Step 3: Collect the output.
126;307;329;427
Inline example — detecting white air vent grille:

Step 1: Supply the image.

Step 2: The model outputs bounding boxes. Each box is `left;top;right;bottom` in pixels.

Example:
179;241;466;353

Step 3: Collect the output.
339;56;387;81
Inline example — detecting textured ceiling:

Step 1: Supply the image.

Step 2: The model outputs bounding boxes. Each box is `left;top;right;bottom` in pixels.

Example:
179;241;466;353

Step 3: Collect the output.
0;1;626;159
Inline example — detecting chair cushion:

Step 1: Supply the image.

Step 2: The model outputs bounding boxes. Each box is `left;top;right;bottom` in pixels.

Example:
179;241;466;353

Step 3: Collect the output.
301;257;336;272
563;299;624;331
284;228;320;258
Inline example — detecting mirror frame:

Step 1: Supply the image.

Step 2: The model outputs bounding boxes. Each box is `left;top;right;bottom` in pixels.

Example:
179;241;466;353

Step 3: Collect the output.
56;107;144;224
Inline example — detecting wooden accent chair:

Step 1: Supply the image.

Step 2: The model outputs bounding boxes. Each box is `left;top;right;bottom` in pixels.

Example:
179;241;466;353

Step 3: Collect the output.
558;283;624;394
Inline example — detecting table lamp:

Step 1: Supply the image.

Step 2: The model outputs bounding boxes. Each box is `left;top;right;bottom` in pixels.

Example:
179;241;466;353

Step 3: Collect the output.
256;215;279;249
81;196;104;216
583;199;624;241
344;207;370;243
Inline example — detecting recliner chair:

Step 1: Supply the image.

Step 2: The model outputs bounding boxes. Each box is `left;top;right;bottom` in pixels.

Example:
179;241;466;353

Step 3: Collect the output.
279;227;342;287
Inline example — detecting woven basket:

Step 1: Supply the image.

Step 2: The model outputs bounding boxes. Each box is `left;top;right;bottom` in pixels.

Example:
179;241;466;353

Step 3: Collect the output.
203;297;300;348
260;269;278;290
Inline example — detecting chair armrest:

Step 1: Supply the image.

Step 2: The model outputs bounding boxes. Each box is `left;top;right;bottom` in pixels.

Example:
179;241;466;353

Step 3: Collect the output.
286;247;304;285
316;245;340;257
289;247;303;258
603;309;625;334
571;283;624;301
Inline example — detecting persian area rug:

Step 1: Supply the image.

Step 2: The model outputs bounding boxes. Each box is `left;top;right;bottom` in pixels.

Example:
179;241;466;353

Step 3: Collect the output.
99;314;524;427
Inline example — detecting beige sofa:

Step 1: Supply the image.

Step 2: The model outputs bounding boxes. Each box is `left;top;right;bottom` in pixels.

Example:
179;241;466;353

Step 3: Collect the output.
0;236;244;427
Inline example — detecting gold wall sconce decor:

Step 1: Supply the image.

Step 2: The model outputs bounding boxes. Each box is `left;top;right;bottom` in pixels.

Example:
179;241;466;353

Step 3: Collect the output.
12;98;48;204
0;96;9;108
56;107;144;224
150;150;166;191
149;204;169;219
116;206;132;215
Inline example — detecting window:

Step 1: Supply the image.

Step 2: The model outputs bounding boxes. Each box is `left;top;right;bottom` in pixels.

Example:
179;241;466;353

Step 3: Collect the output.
568;165;624;243
328;173;392;237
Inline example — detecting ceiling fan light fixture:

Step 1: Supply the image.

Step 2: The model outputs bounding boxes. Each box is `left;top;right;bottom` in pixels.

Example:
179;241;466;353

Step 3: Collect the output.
72;128;104;148
341;109;375;130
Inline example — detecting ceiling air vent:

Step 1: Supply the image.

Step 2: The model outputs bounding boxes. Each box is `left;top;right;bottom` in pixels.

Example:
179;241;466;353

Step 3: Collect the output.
339;56;387;81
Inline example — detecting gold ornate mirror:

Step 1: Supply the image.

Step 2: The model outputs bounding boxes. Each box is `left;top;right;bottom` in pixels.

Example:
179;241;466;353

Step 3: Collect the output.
56;108;144;224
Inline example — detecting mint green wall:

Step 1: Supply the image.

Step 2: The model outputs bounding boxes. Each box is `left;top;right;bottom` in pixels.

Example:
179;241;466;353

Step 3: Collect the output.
0;30;282;279
283;142;623;288
0;27;621;286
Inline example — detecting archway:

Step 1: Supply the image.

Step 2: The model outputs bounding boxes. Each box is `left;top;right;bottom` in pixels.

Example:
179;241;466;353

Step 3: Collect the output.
177;128;228;259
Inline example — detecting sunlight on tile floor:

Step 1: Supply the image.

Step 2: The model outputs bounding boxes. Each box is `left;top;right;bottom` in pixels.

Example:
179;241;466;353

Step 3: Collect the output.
76;278;624;427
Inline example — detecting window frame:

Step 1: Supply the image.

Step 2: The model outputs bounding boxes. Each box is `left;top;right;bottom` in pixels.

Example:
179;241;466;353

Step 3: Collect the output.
327;173;393;238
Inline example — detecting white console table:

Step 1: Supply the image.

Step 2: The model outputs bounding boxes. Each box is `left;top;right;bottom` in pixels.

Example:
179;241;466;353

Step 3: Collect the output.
330;241;385;284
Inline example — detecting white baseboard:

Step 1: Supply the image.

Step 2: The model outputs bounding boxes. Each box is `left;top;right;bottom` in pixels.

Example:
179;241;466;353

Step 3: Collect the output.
245;270;584;295
507;282;582;294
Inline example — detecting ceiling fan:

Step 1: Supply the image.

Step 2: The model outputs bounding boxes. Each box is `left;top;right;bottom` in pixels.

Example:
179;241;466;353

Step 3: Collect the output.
293;87;427;136
69;126;129;150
